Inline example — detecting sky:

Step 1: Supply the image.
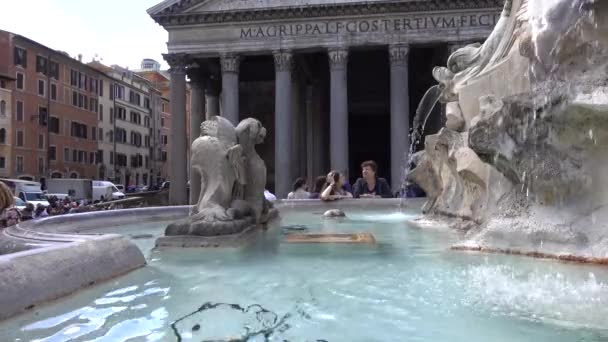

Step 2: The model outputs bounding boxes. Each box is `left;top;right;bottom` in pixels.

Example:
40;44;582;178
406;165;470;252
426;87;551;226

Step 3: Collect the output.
0;0;169;69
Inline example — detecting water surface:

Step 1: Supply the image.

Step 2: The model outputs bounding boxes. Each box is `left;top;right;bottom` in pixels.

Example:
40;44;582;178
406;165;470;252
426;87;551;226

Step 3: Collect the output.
1;207;607;341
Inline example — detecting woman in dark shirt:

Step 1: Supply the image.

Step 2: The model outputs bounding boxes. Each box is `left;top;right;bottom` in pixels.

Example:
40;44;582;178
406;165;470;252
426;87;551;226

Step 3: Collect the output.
352;160;393;198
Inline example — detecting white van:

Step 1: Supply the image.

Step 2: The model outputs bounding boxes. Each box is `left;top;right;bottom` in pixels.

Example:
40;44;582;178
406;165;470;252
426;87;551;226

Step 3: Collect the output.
0;179;50;207
93;181;125;200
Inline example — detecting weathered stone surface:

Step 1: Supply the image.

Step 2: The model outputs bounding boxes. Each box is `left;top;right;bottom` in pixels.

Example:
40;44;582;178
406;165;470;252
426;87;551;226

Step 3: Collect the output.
445;101;465;131
165;116;276;241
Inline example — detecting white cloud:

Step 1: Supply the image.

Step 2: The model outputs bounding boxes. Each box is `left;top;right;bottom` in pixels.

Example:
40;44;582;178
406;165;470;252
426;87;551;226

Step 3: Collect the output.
0;0;168;69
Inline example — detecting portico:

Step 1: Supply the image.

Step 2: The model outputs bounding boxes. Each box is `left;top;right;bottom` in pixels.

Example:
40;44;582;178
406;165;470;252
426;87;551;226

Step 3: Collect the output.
149;0;501;203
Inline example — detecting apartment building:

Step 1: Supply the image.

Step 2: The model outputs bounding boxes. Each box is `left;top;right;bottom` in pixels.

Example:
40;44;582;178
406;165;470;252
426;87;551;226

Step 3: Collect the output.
0;30;100;184
0;71;14;178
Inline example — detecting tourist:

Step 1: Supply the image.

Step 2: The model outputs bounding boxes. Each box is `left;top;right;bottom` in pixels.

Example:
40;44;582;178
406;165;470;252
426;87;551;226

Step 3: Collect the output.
21;203;35;221
309;176;328;199
0;182;20;229
352;160;393;198
34;204;49;219
287;177;310;200
320;171;353;201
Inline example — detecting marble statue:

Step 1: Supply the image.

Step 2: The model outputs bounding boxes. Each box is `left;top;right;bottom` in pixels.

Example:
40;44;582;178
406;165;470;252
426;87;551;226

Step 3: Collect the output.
165;116;275;237
407;0;608;261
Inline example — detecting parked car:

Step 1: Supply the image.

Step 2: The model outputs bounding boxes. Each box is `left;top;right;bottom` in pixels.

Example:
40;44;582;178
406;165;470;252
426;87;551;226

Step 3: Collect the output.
92;181;125;201
161;181;170;190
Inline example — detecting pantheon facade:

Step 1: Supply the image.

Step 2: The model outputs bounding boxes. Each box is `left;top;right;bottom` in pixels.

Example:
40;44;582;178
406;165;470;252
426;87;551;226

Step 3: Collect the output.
149;0;502;204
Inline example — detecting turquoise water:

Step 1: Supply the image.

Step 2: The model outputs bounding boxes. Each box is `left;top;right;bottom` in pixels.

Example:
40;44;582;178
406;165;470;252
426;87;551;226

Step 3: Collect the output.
1;208;608;341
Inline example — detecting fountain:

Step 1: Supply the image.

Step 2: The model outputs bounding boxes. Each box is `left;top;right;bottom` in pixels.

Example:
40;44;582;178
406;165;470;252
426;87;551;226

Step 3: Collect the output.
2;1;608;339
408;0;608;262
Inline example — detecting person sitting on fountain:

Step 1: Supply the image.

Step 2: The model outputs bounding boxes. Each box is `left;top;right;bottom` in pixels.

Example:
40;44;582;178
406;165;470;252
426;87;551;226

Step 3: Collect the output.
287;177;310;200
321;171;353;201
352;160;393;198
309;175;328;199
0;182;20;229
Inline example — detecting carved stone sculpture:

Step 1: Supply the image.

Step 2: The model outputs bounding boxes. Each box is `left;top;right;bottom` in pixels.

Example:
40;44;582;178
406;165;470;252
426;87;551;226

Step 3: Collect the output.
408;0;608;260
165;116;275;237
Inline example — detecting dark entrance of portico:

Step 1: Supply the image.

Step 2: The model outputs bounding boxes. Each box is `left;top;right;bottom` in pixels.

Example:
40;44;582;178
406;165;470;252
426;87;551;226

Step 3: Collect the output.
348;48;391;185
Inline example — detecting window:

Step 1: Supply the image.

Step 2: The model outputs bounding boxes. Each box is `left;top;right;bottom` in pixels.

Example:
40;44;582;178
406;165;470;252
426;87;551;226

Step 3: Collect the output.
70;122;88;139
98;128;103;142
110;152;114;165
72;150;77;163
16;156;24;173
0;157;5;169
0;101;5;116
0;80;5;89
49;61;59;80
64;147;70;162
99;104;103;121
145;156;149;169
51;84;57;100
110;108;114;123
72;91;78;106
38;79;46;96
144;116;150;127
109;130;113;143
16;130;23;146
161;117;165;127
78;93;84;108
161;151;167;162
0;128;5;144
109;84;114;100
90;98;98;113
145;135;150;148
36;56;48;74
99;80;104;97
38;157;44;174
162;135;168;145
38;133;44;149
144;97;150;109
91;126;97;141
38;106;48;126
90;152;95;165
16;101;23;121
14;47;27;68
16;72;24;90
135;93;141;106
70;69;78;87
49;146;56;161
97;150;104;164
115;128;127;143
49;116;60;134
161;103;167;112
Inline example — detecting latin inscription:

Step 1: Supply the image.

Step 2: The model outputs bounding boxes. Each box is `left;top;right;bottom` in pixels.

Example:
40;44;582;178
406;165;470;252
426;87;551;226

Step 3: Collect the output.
240;14;499;39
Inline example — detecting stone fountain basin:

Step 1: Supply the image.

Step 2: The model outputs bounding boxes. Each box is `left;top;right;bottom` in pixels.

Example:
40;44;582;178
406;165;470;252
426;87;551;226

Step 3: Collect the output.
0;206;189;321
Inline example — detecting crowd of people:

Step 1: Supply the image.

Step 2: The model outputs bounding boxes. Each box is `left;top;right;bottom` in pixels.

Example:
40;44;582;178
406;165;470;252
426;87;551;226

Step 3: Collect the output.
0;182;118;229
286;160;423;201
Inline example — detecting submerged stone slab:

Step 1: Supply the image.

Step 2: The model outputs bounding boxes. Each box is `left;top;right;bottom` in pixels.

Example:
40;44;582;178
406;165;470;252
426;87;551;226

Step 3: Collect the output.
284;233;376;244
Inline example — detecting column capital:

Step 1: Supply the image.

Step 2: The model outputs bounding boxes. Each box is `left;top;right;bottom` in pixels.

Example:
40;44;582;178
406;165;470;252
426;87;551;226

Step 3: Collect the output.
328;47;348;70
273;50;294;72
220;54;240;74
163;53;189;73
389;44;410;66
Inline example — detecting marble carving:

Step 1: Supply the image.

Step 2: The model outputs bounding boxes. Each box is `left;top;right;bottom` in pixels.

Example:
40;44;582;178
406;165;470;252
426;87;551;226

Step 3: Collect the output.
165;116;274;236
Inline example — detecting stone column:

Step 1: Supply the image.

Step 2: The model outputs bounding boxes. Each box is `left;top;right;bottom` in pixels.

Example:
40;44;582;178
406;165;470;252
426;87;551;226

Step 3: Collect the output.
273;50;294;199
164;53;189;205
205;77;220;119
389;44;410;194
220;54;240;125
328;47;349;175
188;69;206;205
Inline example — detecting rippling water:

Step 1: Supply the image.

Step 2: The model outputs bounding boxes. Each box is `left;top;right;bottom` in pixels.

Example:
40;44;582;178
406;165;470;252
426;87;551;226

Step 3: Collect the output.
1;208;607;341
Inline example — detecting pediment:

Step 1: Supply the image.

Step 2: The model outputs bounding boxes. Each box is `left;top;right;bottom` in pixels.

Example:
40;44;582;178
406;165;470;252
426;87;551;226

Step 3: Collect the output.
150;0;403;16
149;0;504;26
